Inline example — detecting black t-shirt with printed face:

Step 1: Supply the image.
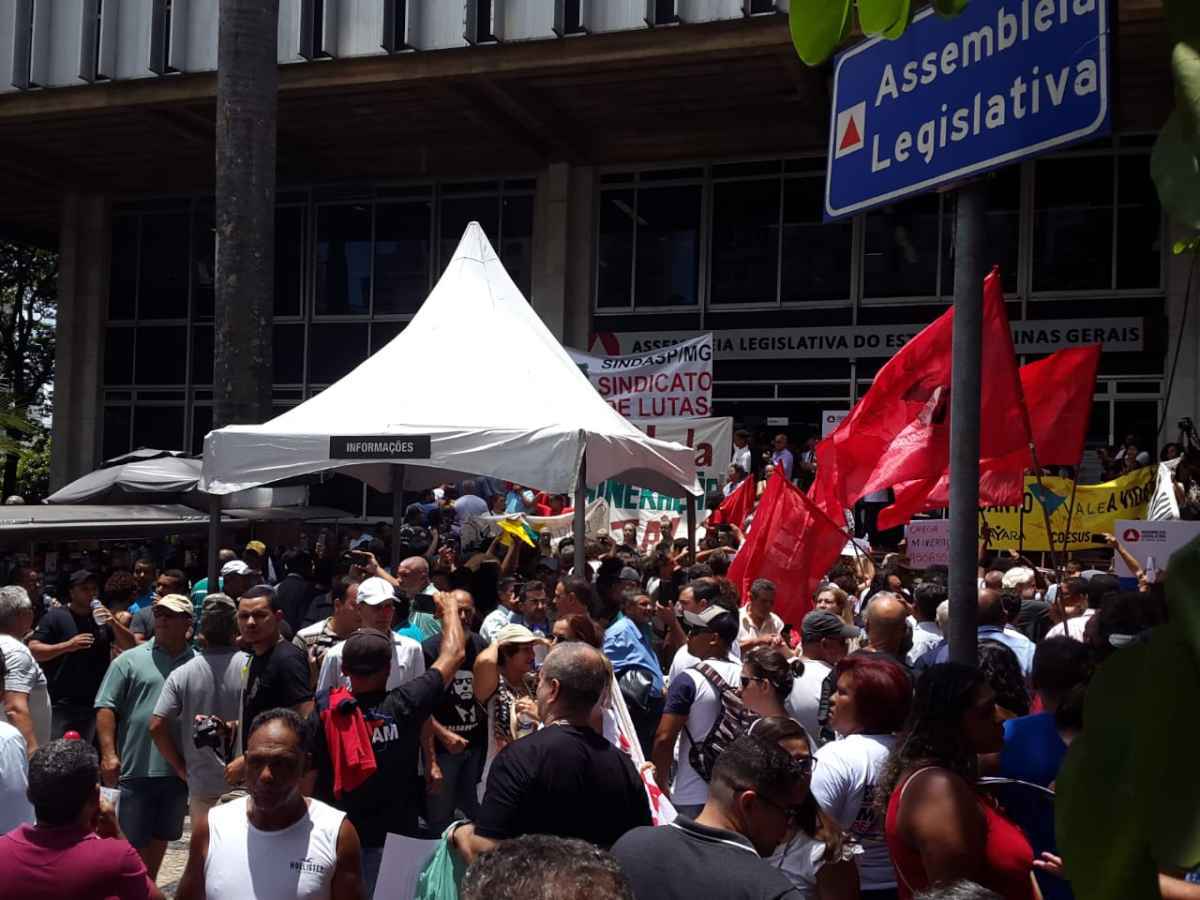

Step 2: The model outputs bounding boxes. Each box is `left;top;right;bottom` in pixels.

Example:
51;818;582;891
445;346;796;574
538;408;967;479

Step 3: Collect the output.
307;669;445;847
32;607;113;705
475;724;651;848
242;639;312;740
421;631;488;749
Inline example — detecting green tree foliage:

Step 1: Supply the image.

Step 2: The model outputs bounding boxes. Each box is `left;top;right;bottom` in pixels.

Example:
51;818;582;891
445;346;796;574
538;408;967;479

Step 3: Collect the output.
788;0;968;66
1152;0;1200;240
14;428;50;503
0;241;56;499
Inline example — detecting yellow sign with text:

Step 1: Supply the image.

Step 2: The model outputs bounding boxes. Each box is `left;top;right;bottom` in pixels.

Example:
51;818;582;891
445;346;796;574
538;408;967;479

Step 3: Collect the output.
979;468;1155;551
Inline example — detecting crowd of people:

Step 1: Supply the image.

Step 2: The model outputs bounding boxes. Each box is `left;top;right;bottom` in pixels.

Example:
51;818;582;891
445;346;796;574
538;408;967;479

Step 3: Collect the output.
0;462;1192;900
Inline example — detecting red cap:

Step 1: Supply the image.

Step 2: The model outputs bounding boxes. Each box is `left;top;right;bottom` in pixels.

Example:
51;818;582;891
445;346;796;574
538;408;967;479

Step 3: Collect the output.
63;731;82;741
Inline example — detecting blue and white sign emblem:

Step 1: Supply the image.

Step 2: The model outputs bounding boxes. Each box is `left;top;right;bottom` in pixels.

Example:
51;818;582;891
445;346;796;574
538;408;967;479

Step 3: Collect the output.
825;0;1110;220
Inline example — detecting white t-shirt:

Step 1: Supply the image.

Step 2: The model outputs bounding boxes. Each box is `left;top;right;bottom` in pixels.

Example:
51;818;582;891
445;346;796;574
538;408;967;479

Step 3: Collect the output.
315;632;424;695
0;721;34;834
768;832;828;898
205;796;345;900
669;641;741;680
738;609;784;644
662;657;742;807
0;634;51;748
732;445;752;475
906;621;943;666
810;733;898;891
785;657;831;743
1045;608;1095;642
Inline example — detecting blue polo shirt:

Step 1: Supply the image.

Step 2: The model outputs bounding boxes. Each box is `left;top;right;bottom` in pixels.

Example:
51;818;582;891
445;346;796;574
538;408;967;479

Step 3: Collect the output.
603;615;663;696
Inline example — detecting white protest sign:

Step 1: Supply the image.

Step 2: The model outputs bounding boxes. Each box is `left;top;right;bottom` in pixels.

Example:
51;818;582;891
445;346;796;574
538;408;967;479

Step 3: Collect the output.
568;333;713;418
1113;519;1200;579
822;410;849;437
372;832;442;900
906;519;950;568
589;417;732;550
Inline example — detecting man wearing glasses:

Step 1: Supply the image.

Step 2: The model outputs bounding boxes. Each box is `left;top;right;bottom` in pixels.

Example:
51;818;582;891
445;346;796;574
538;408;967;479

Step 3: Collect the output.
613;734;807;899
95;594;196;880
651;600;741;818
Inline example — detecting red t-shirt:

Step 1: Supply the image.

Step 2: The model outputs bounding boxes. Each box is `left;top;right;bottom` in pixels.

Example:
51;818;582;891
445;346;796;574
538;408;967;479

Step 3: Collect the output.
0;824;156;900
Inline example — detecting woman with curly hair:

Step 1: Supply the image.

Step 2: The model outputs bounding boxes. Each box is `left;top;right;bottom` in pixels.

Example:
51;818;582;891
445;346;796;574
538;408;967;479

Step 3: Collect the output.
975;641;1030;719
880;663;1053;900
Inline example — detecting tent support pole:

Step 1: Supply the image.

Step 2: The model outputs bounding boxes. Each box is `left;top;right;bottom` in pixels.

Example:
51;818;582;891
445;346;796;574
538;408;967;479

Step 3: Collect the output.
391;465;406;570
686;495;697;565
574;453;587;577
207;494;220;598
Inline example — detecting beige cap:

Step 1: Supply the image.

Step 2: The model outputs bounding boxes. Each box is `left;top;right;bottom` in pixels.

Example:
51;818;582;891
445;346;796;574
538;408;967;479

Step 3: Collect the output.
155;594;193;617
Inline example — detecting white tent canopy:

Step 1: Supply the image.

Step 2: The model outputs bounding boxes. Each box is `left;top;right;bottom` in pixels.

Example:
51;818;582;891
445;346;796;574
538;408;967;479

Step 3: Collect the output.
200;223;700;500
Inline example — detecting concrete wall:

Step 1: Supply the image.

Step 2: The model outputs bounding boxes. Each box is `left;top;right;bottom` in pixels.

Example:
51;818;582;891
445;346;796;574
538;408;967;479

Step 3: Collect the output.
1163;225;1200;443
530;162;593;350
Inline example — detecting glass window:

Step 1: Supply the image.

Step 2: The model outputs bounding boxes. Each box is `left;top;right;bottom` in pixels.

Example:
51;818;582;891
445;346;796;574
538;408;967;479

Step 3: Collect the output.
138;212;190;319
941;167;1020;295
374;201;432;316
274;324;305;384
191;404;213;455
104;328;135;386
371;320;404;354
132;404;185;451
192;203;215;321
1113;399;1161;458
1033;155;1114;292
276;206;306;317
440;195;499;271
191;325;213;385
596;189;635;308
109;216;138;320
710;179;780;304
501;194;534;300
315;204;371;315
634;185;700;306
307;323;367;385
102;406;132;461
782;178;853;302
1116;155;1162;290
134;326;188;385
863;194;942;298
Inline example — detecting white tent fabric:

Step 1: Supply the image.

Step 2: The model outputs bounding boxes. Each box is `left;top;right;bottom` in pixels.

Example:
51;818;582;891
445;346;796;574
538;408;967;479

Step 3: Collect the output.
201;224;700;498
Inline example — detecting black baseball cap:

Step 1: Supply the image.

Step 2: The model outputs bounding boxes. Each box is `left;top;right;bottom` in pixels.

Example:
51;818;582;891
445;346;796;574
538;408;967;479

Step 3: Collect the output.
802;610;860;641
69;569;98;587
342;628;393;676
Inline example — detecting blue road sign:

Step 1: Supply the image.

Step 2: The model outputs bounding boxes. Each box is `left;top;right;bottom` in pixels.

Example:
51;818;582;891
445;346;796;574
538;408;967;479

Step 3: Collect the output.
824;0;1110;221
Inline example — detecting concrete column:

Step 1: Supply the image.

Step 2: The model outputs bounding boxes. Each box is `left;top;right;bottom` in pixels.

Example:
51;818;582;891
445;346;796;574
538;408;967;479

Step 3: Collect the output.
1162;225;1200;444
530;162;594;349
50;193;110;490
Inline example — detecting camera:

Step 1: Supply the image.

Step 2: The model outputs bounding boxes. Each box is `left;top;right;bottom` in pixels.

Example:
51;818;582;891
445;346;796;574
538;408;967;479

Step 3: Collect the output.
193;715;231;754
1180;417;1194;434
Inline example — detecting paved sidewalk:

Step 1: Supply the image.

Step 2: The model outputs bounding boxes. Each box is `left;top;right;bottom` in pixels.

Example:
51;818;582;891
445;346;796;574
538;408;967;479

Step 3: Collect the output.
157;816;191;899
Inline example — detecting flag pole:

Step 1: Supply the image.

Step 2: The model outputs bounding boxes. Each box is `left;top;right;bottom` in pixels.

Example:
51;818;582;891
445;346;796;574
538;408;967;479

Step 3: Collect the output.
1027;443;1061;573
1059;464;1081;570
948;181;987;668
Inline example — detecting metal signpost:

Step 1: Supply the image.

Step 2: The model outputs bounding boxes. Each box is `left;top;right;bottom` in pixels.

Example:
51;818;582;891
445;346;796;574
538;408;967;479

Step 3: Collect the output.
824;0;1110;663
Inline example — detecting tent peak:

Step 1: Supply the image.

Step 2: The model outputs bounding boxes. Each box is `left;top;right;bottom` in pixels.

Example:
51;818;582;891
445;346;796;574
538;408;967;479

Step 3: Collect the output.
448;221;500;265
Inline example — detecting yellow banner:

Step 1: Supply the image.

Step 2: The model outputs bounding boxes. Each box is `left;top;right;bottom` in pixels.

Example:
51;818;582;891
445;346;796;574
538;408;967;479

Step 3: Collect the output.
979;468;1155;551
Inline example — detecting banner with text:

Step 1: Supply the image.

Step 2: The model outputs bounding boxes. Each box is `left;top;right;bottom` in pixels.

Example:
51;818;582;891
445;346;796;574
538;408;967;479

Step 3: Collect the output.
906;519;951;568
588;417;732;550
1112;519;1200;579
569;333;713;418
979;468;1155;551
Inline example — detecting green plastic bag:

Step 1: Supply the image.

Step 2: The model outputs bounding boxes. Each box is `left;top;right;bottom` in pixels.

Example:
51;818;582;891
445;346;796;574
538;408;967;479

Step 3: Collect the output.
413;824;467;900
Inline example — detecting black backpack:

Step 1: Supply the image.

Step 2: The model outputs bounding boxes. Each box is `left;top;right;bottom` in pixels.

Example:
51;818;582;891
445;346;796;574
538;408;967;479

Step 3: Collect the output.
683;662;760;782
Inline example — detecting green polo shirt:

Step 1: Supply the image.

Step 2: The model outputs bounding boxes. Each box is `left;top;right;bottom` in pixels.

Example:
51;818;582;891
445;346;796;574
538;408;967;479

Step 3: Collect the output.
95;638;195;781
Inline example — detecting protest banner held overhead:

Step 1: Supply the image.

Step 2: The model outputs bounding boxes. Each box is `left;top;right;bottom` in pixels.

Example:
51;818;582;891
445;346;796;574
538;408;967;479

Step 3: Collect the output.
588;417;732;548
569;333;713;418
980;467;1156;551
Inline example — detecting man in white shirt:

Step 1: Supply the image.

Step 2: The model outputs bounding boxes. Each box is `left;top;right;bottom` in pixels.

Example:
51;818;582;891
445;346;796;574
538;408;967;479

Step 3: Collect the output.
0;585;51;753
737;578;785;654
906;582;946;667
479;578;519;644
786;611;857;741
1044;577;1092;642
316;577;424;694
731;430;752;477
667;580;741;679
770;434;794;481
0;719;34;833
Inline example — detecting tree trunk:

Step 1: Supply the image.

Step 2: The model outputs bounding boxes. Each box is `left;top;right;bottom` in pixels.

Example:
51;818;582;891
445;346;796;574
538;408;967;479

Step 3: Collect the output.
214;0;278;428
2;438;18;500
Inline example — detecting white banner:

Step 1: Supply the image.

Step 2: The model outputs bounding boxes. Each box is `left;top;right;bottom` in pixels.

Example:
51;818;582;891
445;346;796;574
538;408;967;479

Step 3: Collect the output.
568;333;713;418
591;319;1142;360
589;417;733;551
1113;519;1200;579
821;410;849;437
906;519;950;568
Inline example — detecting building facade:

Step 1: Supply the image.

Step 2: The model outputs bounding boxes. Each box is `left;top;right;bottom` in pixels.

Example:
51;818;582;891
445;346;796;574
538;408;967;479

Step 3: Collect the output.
0;1;1187;514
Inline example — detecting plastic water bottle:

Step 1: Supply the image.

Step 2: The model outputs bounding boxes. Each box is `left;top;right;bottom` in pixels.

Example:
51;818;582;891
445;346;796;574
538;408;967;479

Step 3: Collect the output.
90;598;111;626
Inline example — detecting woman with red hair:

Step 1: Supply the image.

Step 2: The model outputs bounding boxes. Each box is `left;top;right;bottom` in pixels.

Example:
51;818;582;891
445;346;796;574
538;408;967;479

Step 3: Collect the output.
810;653;912;900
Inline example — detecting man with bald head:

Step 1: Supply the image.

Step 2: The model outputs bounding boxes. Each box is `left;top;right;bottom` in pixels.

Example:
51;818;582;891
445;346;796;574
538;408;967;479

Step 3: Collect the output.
863;592;912;663
914;588;1035;676
452;642;651;864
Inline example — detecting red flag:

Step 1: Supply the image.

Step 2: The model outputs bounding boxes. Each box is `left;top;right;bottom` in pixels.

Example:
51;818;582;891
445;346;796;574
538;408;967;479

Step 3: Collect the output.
708;475;755;528
877;345;1102;529
816;267;1027;511
728;468;847;626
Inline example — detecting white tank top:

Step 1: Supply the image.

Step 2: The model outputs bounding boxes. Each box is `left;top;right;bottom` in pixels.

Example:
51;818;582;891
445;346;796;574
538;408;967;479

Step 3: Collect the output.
204;796;347;900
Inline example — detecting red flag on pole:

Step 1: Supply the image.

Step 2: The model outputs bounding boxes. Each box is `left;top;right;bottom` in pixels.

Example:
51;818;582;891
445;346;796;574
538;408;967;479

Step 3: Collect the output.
812;267;1027;513
877;344;1102;529
708;474;756;528
728;468;847;626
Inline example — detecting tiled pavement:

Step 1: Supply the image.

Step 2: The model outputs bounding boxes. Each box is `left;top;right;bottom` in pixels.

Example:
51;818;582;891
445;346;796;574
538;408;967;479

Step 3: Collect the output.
157;816;191;899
